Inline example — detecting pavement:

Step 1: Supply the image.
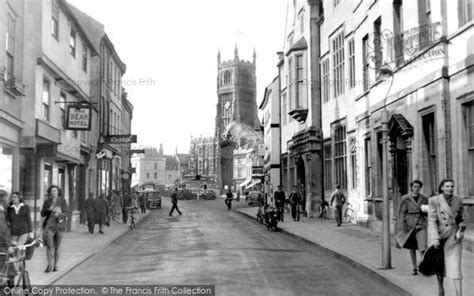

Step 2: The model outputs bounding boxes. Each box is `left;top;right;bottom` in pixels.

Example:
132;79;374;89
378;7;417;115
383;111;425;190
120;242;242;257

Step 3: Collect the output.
236;207;474;296
26;210;150;286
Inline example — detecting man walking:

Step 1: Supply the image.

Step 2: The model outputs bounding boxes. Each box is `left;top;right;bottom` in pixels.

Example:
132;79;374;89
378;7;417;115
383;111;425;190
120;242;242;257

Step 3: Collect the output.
122;192;131;224
274;185;286;222
84;193;96;234
225;189;233;211
330;185;346;226
289;185;302;221
169;188;182;216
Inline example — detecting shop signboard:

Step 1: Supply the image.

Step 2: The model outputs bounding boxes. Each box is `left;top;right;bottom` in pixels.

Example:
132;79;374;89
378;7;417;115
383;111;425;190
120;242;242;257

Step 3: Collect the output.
252;166;264;178
105;135;137;144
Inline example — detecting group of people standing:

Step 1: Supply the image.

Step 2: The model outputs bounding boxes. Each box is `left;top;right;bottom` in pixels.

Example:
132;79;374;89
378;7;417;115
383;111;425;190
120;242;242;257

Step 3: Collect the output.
272;185;306;222
397;178;466;296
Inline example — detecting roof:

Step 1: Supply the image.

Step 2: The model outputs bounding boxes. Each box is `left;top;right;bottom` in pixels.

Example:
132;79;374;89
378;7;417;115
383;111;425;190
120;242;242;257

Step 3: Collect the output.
285;37;307;56
176;153;191;164
65;1;126;72
62;1;101;55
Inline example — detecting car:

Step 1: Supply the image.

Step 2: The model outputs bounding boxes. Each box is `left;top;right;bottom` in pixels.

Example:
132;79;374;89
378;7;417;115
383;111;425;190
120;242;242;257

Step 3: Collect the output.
246;191;263;206
144;190;161;209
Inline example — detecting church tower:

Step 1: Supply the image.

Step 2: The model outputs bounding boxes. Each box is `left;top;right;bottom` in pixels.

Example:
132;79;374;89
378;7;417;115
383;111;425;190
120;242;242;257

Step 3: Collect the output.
214;46;259;190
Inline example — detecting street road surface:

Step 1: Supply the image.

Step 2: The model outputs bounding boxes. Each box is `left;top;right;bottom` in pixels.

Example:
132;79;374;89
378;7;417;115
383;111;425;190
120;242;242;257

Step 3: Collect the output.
55;199;402;296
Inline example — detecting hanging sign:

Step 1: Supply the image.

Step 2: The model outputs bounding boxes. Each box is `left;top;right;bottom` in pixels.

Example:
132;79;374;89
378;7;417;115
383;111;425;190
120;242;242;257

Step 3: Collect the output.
66;105;92;130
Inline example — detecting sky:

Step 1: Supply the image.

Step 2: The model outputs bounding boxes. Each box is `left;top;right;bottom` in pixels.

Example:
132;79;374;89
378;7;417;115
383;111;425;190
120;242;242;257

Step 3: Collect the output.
68;0;288;155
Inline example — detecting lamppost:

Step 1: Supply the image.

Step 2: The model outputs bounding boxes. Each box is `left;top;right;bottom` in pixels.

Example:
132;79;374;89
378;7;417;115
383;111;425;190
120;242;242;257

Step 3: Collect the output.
379;64;394;269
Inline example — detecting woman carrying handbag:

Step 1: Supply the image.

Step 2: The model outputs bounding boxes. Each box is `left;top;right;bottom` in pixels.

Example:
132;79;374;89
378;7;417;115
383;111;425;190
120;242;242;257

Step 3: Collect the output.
427;179;466;296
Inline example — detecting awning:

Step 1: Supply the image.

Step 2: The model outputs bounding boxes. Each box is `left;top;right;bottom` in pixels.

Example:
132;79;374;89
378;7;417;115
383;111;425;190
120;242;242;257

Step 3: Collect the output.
246;179;261;189
238;179;252;188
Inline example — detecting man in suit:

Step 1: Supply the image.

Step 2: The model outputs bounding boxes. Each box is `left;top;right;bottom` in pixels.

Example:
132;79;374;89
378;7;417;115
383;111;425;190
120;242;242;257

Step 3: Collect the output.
169;188;182;216
289;185;302;221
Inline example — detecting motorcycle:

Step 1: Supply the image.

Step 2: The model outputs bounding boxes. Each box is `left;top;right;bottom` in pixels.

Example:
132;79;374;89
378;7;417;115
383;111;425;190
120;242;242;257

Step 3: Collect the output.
262;206;279;232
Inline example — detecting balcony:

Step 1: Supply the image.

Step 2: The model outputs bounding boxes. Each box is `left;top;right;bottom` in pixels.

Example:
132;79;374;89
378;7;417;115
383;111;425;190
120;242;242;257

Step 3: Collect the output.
288;107;308;123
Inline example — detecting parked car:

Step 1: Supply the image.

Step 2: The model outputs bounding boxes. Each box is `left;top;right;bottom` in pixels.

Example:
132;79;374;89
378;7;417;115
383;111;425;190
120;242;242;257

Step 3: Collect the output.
247;191;263;206
145;190;161;209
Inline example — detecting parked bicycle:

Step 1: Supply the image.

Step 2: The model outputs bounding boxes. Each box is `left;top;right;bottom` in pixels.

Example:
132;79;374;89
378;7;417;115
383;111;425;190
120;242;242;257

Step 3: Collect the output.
126;206;139;229
343;203;357;224
0;238;43;292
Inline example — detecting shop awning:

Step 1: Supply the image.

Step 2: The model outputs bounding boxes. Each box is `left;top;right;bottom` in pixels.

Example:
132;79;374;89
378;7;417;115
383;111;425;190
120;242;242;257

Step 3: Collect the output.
246;179;261;189
238;179;252;188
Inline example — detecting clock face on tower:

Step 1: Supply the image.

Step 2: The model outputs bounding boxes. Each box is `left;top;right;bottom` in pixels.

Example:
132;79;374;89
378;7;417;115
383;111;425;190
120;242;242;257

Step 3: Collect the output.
224;101;231;110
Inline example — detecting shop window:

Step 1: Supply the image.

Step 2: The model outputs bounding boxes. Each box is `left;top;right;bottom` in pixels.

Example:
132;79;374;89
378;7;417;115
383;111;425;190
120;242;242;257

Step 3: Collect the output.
365;137;372;196
0;146;13;193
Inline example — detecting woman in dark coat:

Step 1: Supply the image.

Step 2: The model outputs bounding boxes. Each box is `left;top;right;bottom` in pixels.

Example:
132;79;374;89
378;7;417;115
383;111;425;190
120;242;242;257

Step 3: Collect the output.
94;194;108;234
396;180;428;275
84;193;96;234
428;179;466;296
6;191;32;246
41;185;69;273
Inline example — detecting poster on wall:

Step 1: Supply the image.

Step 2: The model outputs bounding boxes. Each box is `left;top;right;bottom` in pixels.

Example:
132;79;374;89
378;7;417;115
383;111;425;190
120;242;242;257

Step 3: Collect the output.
66;105;92;130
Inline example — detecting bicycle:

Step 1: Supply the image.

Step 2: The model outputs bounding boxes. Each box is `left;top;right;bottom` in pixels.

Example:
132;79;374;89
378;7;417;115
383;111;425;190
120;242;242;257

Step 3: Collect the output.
126;206;139;229
343;203;357;224
108;205;122;224
0;238;43;292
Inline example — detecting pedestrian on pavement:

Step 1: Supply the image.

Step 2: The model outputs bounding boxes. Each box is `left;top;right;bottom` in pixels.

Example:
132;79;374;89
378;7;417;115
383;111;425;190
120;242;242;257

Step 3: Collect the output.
138;192;147;213
289;185;302;221
95;194;108;234
41;185;69;273
111;190;122;222
0;189;16;288
225;189;233;211
428;179;466;296
169;188;182;216
330;185;346;226
396;180;428;275
84;192;96;234
6;191;33;246
274;185;286;222
122;191;131;224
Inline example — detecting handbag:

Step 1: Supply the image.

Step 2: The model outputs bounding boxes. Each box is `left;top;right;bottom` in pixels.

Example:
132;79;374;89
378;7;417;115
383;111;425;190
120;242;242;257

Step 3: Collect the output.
418;244;444;276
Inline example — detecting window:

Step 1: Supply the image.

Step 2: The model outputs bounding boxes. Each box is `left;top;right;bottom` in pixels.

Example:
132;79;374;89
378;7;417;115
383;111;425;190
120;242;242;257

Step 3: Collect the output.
464;102;474;195
288;58;294;109
374;17;382;77
459;0;473;27
334;125;347;189
295;54;304;107
332;31;345;97
69;28;76;57
42;80;50;121
362;34;370;91
348;39;355;88
299;10;305;33
146;172;150;179
322;59;330;102
324;142;332;190
51;1;59;40
282;92;288;125
60;92;66;129
6;12;15;80
82;44;88;72
334;0;341;7
350;140;358;188
364;137;372;196
154;173;157;180
422;112;437;195
223;71;231;85
154;163;157;170
393;0;404;67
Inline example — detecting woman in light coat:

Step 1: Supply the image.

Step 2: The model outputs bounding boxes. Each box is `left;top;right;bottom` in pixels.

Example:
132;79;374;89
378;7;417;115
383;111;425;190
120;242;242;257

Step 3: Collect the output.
428;179;466;296
397;180;428;275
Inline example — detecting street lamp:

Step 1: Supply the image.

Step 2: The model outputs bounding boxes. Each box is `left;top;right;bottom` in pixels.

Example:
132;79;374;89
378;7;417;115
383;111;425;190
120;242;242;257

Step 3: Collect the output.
379;63;394;269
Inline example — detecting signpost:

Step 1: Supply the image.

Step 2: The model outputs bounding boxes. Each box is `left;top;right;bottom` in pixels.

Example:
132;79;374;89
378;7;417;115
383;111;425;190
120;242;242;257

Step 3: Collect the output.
251;166;264;178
